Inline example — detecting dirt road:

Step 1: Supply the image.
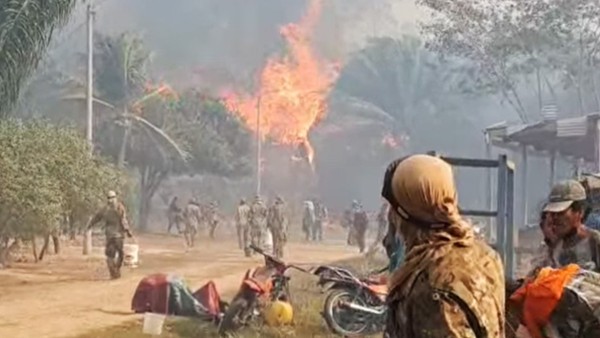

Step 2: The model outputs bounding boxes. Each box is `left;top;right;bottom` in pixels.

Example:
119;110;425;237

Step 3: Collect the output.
0;234;359;338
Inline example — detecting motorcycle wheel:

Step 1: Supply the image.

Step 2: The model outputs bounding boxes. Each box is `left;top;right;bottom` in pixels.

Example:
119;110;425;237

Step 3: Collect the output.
217;296;252;336
323;288;371;336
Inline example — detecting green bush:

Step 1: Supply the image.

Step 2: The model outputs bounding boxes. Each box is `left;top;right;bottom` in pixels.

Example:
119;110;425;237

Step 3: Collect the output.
0;119;128;261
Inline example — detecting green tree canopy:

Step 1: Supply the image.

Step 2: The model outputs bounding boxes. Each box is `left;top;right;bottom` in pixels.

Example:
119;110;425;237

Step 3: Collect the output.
0;0;77;115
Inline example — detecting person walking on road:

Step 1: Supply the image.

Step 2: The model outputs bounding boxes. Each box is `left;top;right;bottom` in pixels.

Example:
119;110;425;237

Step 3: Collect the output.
183;198;202;249
167;196;183;234
87;190;134;279
249;196;268;253
268;196;288;258
235;199;251;255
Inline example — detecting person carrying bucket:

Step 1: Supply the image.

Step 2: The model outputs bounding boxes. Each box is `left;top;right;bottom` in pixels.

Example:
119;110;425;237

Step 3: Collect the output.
87;190;134;279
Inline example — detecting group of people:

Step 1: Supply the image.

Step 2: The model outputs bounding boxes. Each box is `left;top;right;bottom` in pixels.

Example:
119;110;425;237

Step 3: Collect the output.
302;199;328;242
380;154;600;337
235;196;288;258
167;196;220;248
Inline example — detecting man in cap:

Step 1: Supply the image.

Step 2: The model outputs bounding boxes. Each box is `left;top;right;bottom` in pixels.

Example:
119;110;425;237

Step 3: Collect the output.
183;198;202;249
249;195;268;253
543;179;600;271
87;190;133;279
235;199;251;253
267;196;288;258
382;155;504;337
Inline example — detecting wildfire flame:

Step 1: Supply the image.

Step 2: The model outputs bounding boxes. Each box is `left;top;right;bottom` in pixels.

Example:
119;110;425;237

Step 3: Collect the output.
222;0;339;168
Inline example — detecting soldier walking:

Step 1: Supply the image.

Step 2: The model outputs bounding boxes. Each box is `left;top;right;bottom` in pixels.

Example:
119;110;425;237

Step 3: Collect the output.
249;196;268;253
370;202;389;251
352;202;369;253
268;196;288;258
87;190;133;279
302;200;315;241
167;196;183;234
183;198;202;249
235;199;251;253
207;201;219;239
313;199;328;242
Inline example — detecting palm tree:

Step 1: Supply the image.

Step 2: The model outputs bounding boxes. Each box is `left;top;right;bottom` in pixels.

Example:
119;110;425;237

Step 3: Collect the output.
0;0;77;116
331;35;468;149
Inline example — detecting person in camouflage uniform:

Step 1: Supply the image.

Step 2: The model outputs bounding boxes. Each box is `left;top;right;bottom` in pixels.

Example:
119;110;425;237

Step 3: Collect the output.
381;155;505;337
235;199;251;253
312;199;327;241
205;201;219;239
541;180;600;272
87;190;134;279
183;198;202;249
302;200;315;241
249;196;268;253
352;202;369;253
267;196;288;258
167;196;183;234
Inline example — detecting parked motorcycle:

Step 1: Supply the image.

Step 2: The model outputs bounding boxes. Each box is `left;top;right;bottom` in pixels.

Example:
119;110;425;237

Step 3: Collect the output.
218;245;305;336
312;265;388;336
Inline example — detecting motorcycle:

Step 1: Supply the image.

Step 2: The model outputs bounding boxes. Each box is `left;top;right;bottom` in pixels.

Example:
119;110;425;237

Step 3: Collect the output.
217;245;305;336
312;265;388;336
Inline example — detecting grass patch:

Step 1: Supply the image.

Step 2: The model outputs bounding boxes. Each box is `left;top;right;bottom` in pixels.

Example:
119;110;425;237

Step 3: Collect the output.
75;254;387;338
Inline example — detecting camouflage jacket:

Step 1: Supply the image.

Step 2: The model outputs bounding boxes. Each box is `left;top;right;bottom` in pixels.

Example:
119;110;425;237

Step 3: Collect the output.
250;202;268;228
235;204;250;227
267;203;287;232
184;203;202;229
552;228;600;272
89;202;130;239
385;241;505;338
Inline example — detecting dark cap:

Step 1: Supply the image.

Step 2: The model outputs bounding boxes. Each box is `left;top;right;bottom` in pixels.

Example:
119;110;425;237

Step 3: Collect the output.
543;179;587;213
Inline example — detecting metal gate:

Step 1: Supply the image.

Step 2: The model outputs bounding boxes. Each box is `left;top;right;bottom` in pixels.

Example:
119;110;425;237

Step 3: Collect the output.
427;151;516;278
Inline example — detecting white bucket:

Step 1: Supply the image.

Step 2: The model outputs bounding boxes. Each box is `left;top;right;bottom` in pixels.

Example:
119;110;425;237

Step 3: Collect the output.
123;244;139;268
264;230;273;255
142;312;165;335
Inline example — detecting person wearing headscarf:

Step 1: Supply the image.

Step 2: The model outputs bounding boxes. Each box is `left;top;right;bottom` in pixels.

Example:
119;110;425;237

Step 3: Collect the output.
381;154;505;338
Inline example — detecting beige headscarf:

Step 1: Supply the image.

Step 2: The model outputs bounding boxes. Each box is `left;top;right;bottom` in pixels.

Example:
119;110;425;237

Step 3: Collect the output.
388;154;475;292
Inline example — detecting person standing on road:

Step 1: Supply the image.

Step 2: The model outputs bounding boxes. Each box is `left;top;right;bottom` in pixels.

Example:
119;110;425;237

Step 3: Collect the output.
352;203;369;253
267;196;288;258
183;198;202;249
249;196;268;253
313;199;328;242
382;155;505;337
87;190;134;279
302;200;315;241
167;196;183;234
207;201;220;239
235;199;251;254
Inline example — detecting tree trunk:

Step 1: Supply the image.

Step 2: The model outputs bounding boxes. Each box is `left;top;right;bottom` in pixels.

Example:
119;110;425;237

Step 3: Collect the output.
39;235;49;261
118;117;132;167
137;166;168;231
31;236;38;263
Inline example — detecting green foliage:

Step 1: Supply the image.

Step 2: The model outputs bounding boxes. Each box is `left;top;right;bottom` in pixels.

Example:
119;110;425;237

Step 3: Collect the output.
418;0;600;119
0;0;77;116
332;36;466;144
0;120;128;240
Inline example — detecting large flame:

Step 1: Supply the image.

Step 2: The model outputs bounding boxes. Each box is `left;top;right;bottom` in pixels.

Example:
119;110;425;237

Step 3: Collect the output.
223;0;338;167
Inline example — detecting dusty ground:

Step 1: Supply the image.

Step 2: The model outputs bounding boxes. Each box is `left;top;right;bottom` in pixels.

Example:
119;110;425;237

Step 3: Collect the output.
0;230;361;338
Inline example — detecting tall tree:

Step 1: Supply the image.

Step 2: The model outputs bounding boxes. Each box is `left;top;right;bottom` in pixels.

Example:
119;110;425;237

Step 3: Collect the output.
331;35;467;149
0;0;77;115
418;0;600;119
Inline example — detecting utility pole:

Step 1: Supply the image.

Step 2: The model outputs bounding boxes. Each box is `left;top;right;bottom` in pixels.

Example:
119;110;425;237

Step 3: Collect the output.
256;95;262;197
83;1;95;256
86;1;95;153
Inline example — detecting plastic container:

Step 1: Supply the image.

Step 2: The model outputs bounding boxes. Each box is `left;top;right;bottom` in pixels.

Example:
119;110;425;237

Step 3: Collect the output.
123;243;139;268
142;312;165;335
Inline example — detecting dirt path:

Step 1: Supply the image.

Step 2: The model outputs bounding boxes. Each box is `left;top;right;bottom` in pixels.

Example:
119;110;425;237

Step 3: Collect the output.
0;234;358;338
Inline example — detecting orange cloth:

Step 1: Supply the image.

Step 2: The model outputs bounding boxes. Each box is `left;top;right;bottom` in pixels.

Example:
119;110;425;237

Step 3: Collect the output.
510;264;580;338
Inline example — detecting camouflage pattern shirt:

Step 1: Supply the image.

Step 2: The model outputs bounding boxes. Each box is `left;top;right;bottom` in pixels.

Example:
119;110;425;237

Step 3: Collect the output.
89;203;130;239
553;229;600;272
250;202;268;229
385;241;505;338
267;203;287;232
235;204;250;227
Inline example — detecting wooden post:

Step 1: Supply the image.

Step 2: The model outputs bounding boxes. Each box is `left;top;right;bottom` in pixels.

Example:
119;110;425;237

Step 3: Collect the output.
485;132;494;241
521;145;528;227
496;154;508;264
550;152;557;187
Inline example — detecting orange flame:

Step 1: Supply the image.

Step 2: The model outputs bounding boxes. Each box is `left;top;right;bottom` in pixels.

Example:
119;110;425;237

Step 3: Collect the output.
223;0;338;167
